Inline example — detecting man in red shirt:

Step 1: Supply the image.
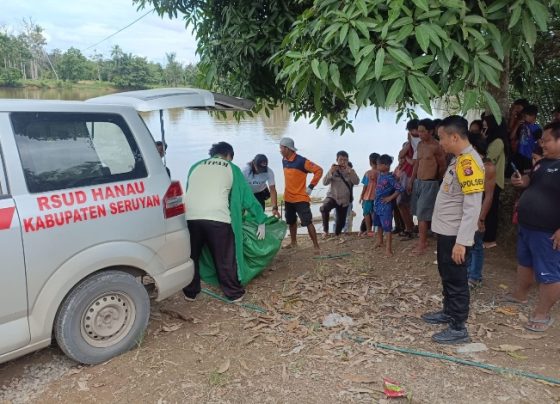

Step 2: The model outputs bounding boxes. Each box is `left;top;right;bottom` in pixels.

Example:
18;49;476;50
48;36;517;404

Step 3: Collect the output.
280;137;323;253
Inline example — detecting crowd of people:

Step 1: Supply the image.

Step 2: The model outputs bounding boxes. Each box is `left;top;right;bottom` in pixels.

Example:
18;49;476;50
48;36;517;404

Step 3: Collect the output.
175;100;560;345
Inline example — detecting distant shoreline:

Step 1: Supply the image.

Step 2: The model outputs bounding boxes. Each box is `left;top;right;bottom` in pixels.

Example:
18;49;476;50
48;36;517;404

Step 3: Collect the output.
0;80;120;92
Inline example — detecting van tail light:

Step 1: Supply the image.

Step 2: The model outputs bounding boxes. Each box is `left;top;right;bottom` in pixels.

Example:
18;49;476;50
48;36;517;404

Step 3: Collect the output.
163;181;185;218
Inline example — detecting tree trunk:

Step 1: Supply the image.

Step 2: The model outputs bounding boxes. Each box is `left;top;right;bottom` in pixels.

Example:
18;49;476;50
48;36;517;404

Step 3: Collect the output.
487;53;510;122
497;179;518;253
487;47;517;249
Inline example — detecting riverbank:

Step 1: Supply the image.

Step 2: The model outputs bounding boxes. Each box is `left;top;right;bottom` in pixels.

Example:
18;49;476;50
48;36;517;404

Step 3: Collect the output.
1;234;558;403
1;79;118;92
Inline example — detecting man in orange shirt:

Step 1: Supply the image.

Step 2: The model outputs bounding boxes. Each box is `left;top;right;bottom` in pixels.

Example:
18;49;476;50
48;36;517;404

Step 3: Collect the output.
280;137;323;253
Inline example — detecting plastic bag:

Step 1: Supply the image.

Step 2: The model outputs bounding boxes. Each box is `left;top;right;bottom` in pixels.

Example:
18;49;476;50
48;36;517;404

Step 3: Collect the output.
239;216;287;285
199;216;287;286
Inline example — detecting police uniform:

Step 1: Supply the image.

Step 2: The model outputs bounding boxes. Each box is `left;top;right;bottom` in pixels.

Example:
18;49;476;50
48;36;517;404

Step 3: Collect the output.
431;145;484;331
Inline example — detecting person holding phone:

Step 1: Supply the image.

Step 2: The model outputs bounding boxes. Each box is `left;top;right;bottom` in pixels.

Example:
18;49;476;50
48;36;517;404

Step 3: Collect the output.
508;121;560;332
321;151;359;241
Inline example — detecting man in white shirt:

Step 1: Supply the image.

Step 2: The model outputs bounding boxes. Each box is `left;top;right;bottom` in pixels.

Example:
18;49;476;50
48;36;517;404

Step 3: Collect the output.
183;142;266;302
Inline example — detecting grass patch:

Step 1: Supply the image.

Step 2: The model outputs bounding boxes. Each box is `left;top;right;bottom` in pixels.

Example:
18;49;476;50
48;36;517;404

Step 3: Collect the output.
13;79;118;92
208;370;229;387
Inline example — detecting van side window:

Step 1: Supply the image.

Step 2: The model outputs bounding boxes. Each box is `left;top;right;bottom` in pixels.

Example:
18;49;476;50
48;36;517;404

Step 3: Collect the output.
11;112;147;193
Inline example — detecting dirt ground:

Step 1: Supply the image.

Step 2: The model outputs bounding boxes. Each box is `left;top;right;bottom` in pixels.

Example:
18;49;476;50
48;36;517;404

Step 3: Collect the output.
1;233;559;404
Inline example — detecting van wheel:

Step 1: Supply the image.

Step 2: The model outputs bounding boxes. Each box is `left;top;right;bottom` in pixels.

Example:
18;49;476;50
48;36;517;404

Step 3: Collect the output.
54;270;150;365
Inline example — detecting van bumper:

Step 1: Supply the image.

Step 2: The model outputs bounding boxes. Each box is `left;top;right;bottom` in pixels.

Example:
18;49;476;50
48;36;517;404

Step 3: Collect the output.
152;259;194;301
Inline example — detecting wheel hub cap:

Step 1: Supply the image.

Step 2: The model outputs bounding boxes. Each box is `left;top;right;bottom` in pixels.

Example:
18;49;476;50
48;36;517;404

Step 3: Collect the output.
81;292;136;348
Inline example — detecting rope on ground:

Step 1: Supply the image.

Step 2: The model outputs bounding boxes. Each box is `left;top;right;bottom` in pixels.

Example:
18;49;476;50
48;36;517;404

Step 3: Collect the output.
201;288;267;314
313;253;351;260
343;333;560;386
200;289;560;386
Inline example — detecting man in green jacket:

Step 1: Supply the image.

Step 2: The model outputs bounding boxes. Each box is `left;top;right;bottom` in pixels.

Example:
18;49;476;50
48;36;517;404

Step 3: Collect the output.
183;142;267;302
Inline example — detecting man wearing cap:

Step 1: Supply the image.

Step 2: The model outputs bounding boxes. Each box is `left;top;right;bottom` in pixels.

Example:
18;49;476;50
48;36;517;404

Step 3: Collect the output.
279;137;323;253
421;116;484;344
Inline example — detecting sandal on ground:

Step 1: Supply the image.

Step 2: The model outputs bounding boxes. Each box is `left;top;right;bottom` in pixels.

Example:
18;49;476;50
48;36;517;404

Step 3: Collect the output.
321;233;330;240
525;316;555;332
483;242;497;249
468;279;482;289
282;243;297;250
501;293;528;305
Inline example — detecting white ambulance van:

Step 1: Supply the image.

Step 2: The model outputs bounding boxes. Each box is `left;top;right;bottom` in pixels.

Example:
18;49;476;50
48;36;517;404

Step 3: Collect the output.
0;88;253;365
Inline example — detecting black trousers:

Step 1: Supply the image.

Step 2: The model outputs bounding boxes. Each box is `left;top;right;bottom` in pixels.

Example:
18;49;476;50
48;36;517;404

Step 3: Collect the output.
437;234;470;328
253;189;268;211
183;220;244;300
320;197;349;235
393;199;404;231
483;186;501;243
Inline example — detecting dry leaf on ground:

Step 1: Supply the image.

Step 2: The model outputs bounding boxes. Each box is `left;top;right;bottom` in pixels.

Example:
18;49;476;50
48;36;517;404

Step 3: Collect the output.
197;327;220;336
514;333;544;340
495;344;525;352
160;308;192;322
508;351;528;360
162;323;182;332
217;359;230;374
341;374;377;384
495;306;519;316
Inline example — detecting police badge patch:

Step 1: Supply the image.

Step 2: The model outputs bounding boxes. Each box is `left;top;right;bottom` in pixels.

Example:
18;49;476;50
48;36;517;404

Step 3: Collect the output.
456;153;484;194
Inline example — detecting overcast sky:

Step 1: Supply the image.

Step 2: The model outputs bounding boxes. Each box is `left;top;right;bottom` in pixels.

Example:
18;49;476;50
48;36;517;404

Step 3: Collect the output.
1;0;199;65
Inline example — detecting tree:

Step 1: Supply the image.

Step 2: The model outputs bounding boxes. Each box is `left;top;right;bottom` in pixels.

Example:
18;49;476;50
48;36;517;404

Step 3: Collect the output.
19;19;47;80
136;0;560;131
0;30;22;85
183;63;200;86
90;51;105;81
57;47;89;81
0;27;32;81
164;52;184;86
511;11;560;122
111;53;155;88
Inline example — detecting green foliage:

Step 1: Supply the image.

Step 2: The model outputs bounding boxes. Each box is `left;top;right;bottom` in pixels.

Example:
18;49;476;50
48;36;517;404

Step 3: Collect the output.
163;52;184;86
0;67;23;87
58;47;89;81
137;0;559;131
511;8;560;123
110;50;157;88
0;23;201;90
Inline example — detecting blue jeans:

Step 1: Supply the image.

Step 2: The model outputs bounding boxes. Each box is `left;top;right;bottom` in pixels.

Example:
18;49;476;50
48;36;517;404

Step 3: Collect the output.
467;231;484;281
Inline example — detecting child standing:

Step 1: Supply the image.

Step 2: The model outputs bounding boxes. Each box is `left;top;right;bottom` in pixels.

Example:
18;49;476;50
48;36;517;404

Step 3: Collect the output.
373;154;402;256
359;153;380;236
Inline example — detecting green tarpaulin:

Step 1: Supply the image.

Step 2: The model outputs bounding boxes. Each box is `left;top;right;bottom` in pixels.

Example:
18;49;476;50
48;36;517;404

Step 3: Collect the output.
200;216;287;286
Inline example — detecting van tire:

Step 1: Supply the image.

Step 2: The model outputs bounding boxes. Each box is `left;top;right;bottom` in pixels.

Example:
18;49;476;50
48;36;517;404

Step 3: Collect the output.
54;270;150;365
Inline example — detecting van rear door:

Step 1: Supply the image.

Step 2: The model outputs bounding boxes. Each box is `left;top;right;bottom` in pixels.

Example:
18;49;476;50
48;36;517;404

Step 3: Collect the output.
0;135;30;354
85;88;255;112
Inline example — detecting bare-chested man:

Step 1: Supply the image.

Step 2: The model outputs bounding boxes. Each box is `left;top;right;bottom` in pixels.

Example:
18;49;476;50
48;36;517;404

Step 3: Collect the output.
396;119;419;241
407;118;447;255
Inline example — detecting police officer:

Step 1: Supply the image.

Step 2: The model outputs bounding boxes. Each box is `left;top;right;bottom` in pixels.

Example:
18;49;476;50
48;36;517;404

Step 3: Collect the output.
421;115;484;344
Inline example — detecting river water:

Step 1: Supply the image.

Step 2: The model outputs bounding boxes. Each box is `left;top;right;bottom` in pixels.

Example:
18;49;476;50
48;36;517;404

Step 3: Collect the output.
0;86;460;231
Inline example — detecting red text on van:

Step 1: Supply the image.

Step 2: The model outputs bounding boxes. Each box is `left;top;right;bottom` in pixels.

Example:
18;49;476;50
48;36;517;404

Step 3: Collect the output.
37;191;87;211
